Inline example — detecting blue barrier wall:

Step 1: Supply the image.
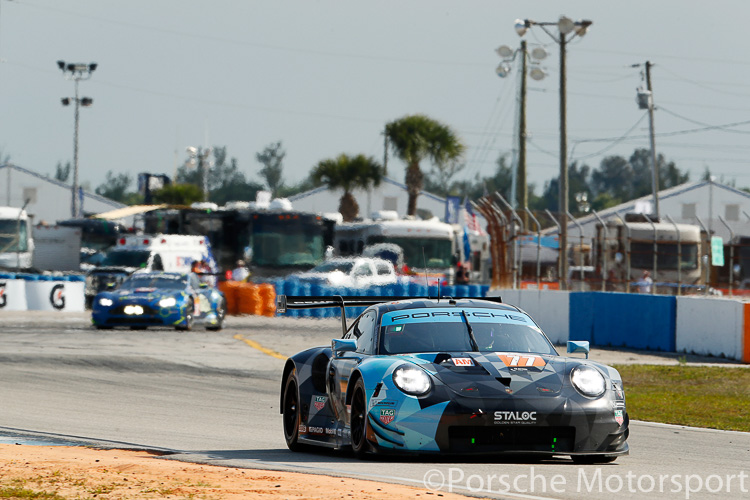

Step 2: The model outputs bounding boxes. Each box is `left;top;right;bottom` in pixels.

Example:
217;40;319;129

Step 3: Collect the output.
569;292;676;351
272;280;489;318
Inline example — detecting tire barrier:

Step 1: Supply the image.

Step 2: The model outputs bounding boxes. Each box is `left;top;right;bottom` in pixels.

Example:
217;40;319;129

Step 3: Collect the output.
0;273;85;312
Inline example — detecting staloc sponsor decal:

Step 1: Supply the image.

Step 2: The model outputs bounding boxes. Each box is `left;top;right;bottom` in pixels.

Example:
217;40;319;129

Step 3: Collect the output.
493;410;537;425
380;409;396;425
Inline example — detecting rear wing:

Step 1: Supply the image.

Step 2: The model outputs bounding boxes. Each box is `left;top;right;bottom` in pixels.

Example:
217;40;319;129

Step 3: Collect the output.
276;295;503;337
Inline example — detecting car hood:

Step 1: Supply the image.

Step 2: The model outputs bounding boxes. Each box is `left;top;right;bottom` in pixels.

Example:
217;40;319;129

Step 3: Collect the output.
111;287;183;302
399;352;568;398
90;266;137;275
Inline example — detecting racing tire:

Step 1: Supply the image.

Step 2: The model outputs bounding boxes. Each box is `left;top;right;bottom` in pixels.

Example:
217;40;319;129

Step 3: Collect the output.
282;369;307;452
572;455;618;464
206;297;226;331
350;378;371;458
94;325;112;330
176;300;194;331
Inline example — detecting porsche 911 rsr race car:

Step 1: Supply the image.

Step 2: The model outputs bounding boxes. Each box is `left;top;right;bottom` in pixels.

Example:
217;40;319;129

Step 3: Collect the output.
278;295;628;462
91;271;225;331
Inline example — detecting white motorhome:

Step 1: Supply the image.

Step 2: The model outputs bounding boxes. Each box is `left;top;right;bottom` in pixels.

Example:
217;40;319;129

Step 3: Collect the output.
85;234;216;306
334;212;457;281
0;206;34;270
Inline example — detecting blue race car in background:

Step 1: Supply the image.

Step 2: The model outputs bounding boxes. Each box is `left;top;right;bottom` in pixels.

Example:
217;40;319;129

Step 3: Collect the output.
92;271;225;331
278;295;629;462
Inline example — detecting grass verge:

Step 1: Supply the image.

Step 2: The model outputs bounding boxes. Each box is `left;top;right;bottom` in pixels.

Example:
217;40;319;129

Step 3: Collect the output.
615;364;750;432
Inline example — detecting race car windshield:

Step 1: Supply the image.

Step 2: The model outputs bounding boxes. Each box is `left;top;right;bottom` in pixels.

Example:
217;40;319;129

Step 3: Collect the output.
120;275;187;290
379;309;556;355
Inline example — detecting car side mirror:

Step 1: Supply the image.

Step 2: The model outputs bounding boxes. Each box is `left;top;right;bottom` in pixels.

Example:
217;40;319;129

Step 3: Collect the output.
200;283;208;289
332;338;357;358
106;282;117;290
567;340;590;359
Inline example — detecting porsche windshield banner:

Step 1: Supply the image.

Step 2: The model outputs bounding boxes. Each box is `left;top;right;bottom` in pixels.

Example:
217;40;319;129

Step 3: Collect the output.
382;308;535;327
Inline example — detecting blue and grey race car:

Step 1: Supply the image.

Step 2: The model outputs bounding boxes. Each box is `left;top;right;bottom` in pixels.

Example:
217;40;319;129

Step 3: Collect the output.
91;271;225;331
278;295;629;462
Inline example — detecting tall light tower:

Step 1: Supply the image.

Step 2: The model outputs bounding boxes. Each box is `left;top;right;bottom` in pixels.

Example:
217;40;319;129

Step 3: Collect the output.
514;16;592;289
58;60;97;218
495;41;547;225
186;146;213;202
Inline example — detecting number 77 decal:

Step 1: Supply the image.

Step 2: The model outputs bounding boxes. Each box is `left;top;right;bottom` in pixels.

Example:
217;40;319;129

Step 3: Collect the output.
497;353;547;367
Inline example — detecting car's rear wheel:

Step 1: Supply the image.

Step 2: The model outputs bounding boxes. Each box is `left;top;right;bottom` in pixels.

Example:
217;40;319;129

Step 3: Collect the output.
176;300;194;331
282;369;305;451
572;455;618;464
350;378;370;458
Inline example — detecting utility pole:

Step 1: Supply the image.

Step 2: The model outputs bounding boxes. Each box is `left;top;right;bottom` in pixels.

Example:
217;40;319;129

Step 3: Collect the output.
558;33;569;288
645;61;659;219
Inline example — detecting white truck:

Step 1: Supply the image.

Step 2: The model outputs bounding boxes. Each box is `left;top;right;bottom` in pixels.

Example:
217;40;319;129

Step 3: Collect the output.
0;206;34;270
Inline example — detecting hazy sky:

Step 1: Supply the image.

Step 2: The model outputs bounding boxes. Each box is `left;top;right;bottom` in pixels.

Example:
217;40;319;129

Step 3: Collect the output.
2;0;750;199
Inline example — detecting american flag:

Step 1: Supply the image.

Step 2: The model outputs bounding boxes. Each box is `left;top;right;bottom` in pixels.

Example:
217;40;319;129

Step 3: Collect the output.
464;198;484;235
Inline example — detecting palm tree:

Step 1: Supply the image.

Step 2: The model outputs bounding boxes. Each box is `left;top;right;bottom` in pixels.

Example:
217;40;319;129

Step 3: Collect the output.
311;154;384;221
385;114;465;216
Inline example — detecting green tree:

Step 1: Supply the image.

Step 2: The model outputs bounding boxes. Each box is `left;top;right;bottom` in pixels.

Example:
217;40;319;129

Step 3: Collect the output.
256;141;286;197
385;114;465;216
54;161;71;183
95;170;134;203
151;184;204;205
311;154;383;221
176;146;262;205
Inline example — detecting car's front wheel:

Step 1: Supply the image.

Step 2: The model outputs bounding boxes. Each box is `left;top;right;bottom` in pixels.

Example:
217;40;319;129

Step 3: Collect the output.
176;299;194;331
350;378;370;458
282;368;305;451
206;297;226;331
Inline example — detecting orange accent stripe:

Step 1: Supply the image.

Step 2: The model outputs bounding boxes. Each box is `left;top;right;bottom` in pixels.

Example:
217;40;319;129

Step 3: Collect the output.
744;304;750;363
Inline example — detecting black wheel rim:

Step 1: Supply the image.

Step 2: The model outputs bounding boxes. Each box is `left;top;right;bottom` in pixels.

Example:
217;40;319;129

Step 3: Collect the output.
283;378;299;441
351;389;365;449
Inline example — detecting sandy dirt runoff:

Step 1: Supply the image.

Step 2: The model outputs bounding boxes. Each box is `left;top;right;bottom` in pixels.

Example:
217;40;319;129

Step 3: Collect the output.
0;444;473;500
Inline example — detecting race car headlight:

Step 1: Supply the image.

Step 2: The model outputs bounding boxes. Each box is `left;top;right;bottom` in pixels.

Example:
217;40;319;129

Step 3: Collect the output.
571;365;606;398
159;297;177;308
98;297;113;307
393;365;432;396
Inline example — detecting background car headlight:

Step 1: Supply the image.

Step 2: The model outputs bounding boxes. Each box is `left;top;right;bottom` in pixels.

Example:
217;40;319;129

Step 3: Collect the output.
571;365;606;397
98;297;113;307
393;365;432;396
159;297;177;308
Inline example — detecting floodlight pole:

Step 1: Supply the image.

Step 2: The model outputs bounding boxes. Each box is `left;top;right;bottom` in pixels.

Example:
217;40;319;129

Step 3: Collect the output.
58;60;96;218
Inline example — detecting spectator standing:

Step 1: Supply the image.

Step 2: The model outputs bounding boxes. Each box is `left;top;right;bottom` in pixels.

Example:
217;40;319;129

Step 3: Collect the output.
638;270;653;294
232;260;250;282
455;263;470;285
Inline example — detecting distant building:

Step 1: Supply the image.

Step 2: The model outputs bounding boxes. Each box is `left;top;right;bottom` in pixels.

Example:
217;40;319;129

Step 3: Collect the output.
0;163;125;224
289;177;450;221
562;179;750;241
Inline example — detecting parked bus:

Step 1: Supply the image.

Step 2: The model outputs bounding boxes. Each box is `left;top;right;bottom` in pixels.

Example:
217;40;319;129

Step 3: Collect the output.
143;205;334;279
334;213;458;282
0;206;34;270
595;217;702;292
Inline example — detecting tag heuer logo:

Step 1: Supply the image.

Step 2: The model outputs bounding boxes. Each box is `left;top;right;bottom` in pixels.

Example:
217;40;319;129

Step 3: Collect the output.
380;409;395;425
614;409;624;425
313;396;327;411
